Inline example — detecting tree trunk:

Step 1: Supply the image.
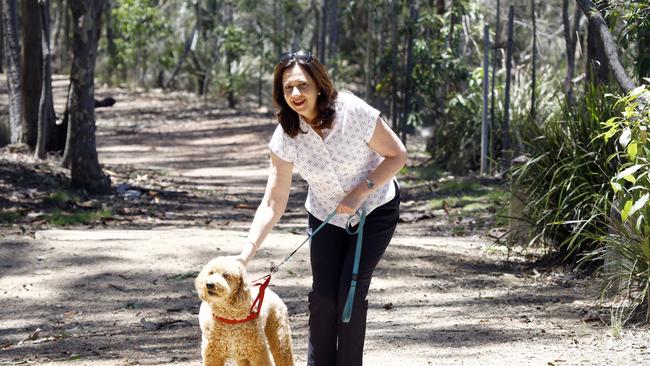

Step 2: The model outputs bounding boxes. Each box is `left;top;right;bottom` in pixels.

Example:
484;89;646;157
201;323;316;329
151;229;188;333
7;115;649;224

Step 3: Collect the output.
62;0;71;69
503;5;514;169
319;0;328;63
165;26;197;89
34;0;56;159
577;0;636;92
104;0;117;84
35;0;56;159
481;24;489;175
585;4;609;86
490;0;500;165
530;0;537;122
0;3;4;74
636;14;650;82
21;0;42;148
1;0;22;145
364;4;374;101
310;0;319;55
328;0;338;78
562;0;580;104
66;0;111;194
400;2;417;144
390;0;399;132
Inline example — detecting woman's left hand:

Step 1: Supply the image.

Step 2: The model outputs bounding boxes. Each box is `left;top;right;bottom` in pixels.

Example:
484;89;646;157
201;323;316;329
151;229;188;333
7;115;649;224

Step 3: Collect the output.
336;190;366;215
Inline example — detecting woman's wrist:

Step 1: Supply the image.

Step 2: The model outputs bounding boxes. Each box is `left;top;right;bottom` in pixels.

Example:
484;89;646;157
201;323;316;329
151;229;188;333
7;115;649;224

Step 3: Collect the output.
238;241;258;266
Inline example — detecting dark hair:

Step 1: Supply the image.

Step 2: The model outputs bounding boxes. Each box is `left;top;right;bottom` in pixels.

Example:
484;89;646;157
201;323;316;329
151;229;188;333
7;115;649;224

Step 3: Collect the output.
272;54;337;138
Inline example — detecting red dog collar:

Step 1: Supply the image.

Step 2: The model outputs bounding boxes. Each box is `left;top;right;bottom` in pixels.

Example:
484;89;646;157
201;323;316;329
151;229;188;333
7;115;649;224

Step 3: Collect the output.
214;275;272;324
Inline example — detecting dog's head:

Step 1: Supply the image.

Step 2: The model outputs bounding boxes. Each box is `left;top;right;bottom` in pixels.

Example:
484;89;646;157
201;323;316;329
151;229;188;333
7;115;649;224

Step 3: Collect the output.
195;257;248;305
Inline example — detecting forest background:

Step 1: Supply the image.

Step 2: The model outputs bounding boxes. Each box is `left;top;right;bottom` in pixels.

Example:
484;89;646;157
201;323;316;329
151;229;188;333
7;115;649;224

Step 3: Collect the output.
0;0;650;361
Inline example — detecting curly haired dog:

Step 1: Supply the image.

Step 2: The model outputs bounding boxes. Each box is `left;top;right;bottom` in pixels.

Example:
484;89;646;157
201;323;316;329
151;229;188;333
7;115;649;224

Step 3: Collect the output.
195;256;294;366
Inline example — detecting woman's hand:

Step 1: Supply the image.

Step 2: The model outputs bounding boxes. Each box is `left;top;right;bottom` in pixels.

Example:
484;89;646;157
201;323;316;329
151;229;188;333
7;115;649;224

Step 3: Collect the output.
336;189;367;215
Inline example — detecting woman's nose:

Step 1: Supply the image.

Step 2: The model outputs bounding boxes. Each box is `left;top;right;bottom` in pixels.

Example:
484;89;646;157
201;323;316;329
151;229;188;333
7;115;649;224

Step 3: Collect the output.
291;87;301;96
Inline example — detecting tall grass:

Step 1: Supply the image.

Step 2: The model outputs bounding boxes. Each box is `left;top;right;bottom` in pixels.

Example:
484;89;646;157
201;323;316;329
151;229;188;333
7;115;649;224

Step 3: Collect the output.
510;87;622;264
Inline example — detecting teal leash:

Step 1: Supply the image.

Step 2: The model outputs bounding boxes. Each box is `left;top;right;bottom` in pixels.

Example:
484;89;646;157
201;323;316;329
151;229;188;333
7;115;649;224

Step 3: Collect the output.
257;208;367;324
268;211;338;275
342;208;367;323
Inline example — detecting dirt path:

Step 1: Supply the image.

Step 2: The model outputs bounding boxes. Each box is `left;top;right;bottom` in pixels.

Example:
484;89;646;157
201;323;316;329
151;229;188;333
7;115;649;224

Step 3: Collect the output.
1;87;649;365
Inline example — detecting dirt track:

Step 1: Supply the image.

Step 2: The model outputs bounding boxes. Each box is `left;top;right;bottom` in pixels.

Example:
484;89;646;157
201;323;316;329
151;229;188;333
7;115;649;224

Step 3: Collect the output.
1;87;649;365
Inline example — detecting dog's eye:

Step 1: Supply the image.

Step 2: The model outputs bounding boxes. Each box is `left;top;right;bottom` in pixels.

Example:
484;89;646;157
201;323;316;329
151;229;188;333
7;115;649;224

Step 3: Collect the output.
222;273;231;281
208;271;214;276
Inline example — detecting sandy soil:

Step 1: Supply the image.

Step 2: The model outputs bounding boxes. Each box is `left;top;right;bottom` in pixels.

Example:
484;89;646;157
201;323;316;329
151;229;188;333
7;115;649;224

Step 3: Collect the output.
1;84;649;365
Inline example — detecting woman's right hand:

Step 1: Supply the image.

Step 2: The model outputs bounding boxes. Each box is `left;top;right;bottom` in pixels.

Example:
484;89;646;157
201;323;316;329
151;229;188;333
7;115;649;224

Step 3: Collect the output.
236;241;257;267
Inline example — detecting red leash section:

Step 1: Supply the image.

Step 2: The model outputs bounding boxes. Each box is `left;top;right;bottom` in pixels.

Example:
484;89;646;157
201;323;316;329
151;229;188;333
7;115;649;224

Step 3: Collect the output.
214;274;272;324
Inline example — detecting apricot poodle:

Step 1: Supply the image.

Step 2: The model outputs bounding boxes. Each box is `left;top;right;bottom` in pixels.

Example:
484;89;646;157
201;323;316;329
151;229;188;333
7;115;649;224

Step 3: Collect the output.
195;256;294;366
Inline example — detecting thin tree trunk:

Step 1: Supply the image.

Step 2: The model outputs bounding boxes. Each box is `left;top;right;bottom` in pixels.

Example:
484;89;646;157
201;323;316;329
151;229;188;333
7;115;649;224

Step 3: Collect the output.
319;0;328;63
105;0;117;84
481;24;489;175
490;0;500;166
256;18;264;108
274;0;282;58
400;2;417;144
310;0;319;54
364;4;374;101
62;0;71;69
21;0;42;148
328;0;338;78
36;0;56;159
52;0;65;72
0;3;3;74
638;18;650;82
66;0;111;194
562;0;580;104
530;0;537;122
165;26;197;89
1;0;22;145
578;0;637;92
390;0;399;131
503;5;514;169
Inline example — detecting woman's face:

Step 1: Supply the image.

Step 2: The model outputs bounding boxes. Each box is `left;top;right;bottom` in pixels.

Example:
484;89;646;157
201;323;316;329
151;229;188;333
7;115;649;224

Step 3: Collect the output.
282;64;319;121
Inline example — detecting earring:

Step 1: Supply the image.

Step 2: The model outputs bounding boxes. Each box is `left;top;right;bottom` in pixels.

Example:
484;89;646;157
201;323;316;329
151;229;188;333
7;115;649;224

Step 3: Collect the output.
318;92;321;95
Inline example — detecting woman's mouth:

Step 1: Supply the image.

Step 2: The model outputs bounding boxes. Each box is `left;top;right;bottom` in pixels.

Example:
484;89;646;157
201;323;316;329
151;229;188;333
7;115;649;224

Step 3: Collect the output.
293;99;306;107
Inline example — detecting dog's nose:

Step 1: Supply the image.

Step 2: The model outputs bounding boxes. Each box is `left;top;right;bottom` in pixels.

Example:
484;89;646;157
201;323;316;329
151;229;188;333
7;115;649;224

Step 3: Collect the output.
206;282;215;291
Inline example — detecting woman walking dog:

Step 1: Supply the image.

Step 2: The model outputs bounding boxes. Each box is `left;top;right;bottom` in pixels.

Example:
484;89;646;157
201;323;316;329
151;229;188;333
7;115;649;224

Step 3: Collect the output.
236;50;406;366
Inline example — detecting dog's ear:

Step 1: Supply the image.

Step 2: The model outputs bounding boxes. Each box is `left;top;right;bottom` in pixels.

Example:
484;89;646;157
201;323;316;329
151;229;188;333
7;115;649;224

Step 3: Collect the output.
229;271;248;305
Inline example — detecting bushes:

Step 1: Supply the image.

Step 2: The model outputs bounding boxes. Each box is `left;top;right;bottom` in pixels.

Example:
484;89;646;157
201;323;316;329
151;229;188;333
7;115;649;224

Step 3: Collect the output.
512;83;650;323
595;84;650;323
511;87;621;263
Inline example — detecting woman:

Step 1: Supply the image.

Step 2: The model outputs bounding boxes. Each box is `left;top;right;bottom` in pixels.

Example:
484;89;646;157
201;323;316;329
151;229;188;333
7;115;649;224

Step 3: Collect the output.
236;50;407;366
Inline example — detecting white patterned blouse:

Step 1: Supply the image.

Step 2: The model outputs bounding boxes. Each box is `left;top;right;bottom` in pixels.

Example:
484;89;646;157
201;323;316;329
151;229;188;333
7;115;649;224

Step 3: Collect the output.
268;91;398;228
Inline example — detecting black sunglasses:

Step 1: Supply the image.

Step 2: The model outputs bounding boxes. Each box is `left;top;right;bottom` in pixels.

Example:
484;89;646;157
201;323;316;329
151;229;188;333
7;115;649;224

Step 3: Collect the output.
279;51;313;64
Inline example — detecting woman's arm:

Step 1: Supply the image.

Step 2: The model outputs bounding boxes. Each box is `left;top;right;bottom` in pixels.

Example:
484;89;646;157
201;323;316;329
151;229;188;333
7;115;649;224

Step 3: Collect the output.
237;152;293;265
337;116;407;214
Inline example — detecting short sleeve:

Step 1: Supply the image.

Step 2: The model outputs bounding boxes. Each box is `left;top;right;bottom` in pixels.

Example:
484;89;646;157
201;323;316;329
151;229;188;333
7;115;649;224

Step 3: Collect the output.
345;92;381;144
268;124;296;163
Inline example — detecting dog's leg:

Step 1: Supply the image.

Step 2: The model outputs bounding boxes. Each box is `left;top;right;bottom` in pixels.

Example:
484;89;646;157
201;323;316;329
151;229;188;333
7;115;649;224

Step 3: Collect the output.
202;342;227;366
265;305;295;366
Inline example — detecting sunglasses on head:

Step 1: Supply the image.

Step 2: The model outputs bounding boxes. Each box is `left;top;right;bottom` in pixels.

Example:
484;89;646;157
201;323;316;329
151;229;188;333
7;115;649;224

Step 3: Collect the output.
279;51;313;64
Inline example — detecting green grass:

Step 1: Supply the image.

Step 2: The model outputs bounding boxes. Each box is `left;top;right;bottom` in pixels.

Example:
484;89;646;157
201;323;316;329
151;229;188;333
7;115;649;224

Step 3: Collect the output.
428;184;509;214
44;208;112;226
44;191;78;205
0;210;23;223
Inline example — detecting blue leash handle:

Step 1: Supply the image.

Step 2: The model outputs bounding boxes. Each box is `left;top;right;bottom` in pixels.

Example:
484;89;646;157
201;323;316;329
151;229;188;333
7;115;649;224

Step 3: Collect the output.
342;208;367;323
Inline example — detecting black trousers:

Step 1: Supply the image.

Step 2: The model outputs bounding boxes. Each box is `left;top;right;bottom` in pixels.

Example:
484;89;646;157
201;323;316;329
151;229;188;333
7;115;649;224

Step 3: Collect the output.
307;185;400;366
